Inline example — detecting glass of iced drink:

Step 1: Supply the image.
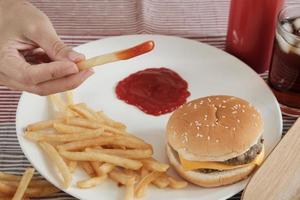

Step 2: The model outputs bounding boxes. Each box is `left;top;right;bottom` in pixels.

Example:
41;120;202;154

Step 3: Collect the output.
269;6;300;117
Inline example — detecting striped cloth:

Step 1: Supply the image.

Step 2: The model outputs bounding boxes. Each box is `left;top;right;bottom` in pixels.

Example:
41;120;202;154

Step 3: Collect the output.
0;0;298;199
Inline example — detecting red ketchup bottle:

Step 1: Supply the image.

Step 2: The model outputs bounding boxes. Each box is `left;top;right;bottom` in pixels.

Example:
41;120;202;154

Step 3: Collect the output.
226;0;284;73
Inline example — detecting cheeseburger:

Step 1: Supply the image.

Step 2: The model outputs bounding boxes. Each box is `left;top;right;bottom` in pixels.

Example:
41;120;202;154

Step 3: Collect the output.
166;95;264;187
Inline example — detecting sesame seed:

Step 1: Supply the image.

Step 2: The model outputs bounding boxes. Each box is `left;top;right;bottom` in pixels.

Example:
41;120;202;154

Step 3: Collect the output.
211;124;215;127
187;103;192;107
183;113;187;115
206;124;210;127
200;134;203;137
237;119;240;123
207;136;210;140
216;97;220;100
225;126;229;129
190;122;193;126
197;126;200;130
196;133;201;137
222;116;226;118
222;100;226;103
215;139;219;143
219;104;222;108
194;104;197;109
214;107;217;110
233;127;236;131
208;98;211;102
179;105;183;109
199;101;203;105
242;109;245;113
222;106;226;108
232;111;238;114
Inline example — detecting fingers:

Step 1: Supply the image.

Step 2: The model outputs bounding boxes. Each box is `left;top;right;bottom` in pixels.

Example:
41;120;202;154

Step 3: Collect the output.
24;17;84;63
0;50;93;95
30;70;94;96
26;61;79;84
21;3;84;63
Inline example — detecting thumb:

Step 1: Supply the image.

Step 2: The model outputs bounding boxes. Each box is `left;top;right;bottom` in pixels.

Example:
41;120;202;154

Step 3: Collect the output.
25;18;84;63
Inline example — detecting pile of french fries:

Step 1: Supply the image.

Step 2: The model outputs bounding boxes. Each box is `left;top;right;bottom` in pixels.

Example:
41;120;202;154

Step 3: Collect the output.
24;92;187;199
0;168;59;200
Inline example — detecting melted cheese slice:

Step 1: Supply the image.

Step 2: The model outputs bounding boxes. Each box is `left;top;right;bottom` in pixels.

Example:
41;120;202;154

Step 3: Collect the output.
179;146;265;171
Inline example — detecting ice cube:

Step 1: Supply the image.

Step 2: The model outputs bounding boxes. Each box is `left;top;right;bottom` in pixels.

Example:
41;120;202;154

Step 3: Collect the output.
282;22;293;33
293;17;300;30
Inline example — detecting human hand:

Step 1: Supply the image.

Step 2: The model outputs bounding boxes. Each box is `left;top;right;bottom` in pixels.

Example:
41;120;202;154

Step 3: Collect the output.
0;0;93;95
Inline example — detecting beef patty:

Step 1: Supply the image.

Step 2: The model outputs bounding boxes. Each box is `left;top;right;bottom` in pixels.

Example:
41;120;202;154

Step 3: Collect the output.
198;139;264;173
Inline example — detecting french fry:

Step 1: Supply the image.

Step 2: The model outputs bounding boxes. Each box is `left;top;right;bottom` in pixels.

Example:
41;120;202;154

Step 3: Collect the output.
26;119;63;131
89;161;102;176
12;168;35;200
49;94;66;112
124;177;135;200
57;135;151;151
23;94;189;199
87;148;152;159
65;91;74;105
142;158;169;172
25;128;104;142
152;174;170;188
1;180;53;188
76;175;107;188
0;182;59;198
0;182;15;195
60;150;142;170
66;117;102;129
39;142;72;188
140;167;148;178
0;172;22;182
109;169;134;185
123;169;140;182
96;111;126;130
134;171;162;198
79;162;95;177
67;161;78;173
66;117;128;135
98;163;115;174
69;103;98;120
53;122;94;134
167;176;188;189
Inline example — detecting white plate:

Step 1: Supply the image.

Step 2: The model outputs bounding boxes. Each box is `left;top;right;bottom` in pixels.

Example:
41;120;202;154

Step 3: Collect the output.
16;35;282;200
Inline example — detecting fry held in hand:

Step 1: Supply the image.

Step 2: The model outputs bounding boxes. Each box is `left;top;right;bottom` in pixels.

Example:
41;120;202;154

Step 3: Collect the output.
77;41;155;70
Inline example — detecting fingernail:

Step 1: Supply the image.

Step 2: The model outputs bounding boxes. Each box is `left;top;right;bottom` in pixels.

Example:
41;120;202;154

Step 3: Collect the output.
68;51;85;63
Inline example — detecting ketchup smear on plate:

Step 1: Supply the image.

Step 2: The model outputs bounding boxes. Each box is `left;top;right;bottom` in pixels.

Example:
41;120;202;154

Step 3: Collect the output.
115;67;190;116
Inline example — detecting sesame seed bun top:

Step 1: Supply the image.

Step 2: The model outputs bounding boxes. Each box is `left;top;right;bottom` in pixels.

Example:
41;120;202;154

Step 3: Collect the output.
166;95;263;162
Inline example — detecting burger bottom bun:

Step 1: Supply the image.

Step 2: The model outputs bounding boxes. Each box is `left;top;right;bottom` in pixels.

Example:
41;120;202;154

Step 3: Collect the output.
166;144;257;187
